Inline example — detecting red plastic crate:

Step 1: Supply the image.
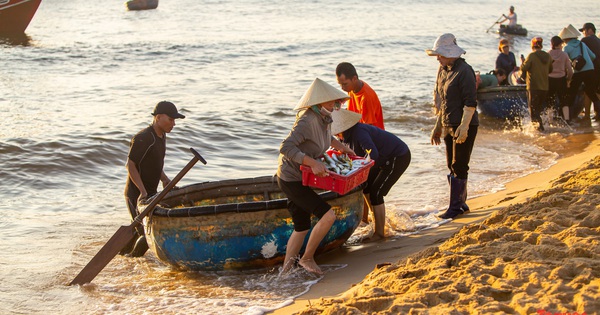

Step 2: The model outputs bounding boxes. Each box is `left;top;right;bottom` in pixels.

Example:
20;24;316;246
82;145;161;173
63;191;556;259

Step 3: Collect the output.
300;155;374;195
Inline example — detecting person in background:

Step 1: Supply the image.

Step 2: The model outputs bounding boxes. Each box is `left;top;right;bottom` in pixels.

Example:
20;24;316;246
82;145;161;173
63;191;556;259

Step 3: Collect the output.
496;39;518;85
520;37;553;131
331;109;411;241
579;22;600;116
547;36;573;122
560;24;600;122
498;6;517;29
335;62;385;130
123;101;185;257
277;78;355;275
427;33;478;220
335;62;385;225
580;22;600;93
476;68;507;90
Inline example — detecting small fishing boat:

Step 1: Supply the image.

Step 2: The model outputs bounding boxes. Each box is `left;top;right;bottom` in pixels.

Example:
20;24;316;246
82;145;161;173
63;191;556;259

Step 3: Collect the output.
477;84;586;121
498;24;528;36
0;0;42;36
143;175;364;271
125;0;158;11
477;85;528;120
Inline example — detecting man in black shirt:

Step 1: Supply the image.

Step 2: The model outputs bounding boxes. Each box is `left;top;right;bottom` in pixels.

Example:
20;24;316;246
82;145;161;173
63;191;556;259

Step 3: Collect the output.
122;101;185;257
580;23;600;94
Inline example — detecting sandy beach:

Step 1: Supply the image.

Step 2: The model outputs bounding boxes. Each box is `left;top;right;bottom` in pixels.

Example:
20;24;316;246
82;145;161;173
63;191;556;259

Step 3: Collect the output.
272;132;600;315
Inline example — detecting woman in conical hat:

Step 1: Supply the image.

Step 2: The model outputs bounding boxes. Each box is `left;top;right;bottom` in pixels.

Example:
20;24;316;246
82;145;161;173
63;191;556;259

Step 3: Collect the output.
332;109;411;241
559;24;600;121
276;78;355;275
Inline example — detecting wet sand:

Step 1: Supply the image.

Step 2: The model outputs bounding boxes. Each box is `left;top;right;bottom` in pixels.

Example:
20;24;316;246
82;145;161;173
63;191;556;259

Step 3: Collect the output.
271;132;600;315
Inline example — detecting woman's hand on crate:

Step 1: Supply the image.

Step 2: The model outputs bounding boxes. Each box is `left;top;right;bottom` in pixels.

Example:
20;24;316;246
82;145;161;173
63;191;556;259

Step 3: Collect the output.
303;155;329;177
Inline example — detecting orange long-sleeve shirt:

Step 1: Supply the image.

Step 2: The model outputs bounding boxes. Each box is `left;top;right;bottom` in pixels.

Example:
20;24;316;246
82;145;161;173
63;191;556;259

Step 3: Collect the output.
347;81;385;130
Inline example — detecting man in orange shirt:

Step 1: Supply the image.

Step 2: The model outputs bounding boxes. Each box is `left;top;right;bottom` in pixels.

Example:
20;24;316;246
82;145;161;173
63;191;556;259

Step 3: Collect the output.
336;62;385;227
335;62;385;130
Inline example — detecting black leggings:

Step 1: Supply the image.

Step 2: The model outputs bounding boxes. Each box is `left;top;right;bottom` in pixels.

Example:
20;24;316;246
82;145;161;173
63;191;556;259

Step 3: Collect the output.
277;177;331;232
364;150;411;206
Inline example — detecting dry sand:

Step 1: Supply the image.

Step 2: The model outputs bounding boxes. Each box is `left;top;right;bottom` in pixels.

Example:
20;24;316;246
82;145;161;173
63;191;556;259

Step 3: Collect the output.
272;132;600;315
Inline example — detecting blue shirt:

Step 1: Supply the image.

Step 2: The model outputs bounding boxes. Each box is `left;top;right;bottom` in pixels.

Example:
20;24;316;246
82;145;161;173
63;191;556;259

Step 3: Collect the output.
496;52;517;75
341;123;409;170
564;40;596;73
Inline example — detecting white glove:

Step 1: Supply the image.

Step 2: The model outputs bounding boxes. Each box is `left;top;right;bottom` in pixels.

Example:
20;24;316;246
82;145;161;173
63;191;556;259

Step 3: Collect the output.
430;114;443;145
454;107;475;144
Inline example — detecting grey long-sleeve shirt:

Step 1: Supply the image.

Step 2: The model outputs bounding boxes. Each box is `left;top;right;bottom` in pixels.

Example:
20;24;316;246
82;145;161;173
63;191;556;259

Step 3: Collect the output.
277;109;333;182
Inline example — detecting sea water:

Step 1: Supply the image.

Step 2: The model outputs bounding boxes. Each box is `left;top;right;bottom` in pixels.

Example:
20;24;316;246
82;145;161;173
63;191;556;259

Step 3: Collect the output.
1;0;598;314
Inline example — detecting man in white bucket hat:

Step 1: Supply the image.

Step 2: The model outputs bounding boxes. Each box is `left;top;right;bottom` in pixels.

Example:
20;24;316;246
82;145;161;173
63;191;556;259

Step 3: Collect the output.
331;109;411;241
426;33;479;220
277;78;355;275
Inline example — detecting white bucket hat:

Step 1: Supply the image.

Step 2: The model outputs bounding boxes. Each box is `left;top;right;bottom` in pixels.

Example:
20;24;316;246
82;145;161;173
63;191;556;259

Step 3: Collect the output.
294;78;349;111
558;24;580;40
425;33;466;58
331;109;362;134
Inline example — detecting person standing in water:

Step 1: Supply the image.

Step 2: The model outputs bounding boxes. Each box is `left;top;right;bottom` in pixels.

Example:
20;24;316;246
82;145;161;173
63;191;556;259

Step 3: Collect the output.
520;37;553;131
122;101;185;257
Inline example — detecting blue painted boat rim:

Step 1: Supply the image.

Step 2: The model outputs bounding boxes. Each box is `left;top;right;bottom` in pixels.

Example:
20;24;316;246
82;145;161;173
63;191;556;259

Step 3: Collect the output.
147;175;363;217
477;85;526;94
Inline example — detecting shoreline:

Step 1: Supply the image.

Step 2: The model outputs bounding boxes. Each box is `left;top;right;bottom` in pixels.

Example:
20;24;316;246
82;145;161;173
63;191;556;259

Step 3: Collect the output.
271;131;600;315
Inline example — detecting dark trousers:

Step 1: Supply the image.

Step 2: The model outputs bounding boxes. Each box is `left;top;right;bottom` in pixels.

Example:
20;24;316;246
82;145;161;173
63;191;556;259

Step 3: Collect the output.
527;90;548;129
547;76;568;116
568;70;600;117
125;193;145;236
443;125;478;180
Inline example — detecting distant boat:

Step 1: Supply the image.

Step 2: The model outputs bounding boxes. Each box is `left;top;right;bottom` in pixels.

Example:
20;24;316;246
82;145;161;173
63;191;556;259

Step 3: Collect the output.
125;0;158;11
498;24;528;36
0;0;42;36
143;175;364;271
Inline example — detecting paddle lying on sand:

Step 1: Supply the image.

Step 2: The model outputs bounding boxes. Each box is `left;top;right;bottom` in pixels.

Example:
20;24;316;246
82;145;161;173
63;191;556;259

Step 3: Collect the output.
486;15;504;33
69;148;207;286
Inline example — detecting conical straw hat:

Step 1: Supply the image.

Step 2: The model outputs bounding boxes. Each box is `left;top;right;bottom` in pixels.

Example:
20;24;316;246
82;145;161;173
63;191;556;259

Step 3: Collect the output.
331;109;362;134
558;24;580;40
294;78;349;110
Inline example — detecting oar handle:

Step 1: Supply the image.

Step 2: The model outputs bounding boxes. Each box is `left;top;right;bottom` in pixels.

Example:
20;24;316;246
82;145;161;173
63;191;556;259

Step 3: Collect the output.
135;148;207;221
486;15;504;33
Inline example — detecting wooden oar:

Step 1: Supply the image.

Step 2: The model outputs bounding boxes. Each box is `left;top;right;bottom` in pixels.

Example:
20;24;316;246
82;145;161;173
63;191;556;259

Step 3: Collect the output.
486;15;504;33
69;148;207;286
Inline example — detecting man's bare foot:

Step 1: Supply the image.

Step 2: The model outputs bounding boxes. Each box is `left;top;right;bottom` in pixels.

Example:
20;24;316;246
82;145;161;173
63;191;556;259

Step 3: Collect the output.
363;233;385;243
298;258;323;275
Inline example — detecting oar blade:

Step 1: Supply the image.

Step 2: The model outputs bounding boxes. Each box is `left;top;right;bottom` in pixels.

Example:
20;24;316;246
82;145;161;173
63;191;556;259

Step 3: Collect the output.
70;148;204;285
70;225;136;286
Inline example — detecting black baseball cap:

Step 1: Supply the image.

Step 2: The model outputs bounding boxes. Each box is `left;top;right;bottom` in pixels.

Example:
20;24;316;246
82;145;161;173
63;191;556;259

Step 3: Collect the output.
152;101;185;119
579;22;596;32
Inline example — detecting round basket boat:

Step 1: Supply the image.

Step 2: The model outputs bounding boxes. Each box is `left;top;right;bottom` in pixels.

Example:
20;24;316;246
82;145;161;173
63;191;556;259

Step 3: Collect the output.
141;175;364;271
